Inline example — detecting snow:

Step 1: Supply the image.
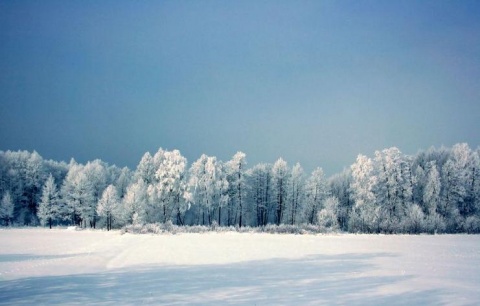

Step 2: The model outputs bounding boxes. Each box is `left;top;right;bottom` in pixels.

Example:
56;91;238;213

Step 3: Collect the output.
0;229;479;305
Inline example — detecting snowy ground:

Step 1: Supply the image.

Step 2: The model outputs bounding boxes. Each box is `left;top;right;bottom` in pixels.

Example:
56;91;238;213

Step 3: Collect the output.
0;229;479;305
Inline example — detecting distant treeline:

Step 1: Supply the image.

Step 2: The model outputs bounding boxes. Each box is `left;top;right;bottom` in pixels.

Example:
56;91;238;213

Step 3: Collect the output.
0;143;479;233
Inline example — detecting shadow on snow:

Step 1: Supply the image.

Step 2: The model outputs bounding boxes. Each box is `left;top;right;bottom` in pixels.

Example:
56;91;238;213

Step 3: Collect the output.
0;252;448;305
0;253;87;263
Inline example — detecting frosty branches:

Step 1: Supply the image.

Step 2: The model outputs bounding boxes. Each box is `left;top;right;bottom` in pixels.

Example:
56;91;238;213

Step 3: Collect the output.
0;143;479;233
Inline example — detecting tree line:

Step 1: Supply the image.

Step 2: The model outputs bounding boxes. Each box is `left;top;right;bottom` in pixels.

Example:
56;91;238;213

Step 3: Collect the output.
0;143;479;233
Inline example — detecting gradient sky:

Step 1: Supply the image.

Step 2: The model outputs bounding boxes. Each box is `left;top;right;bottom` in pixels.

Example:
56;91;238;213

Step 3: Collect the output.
1;0;479;176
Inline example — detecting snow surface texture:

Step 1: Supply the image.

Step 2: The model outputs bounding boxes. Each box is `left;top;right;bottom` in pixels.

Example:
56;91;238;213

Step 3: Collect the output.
0;229;479;305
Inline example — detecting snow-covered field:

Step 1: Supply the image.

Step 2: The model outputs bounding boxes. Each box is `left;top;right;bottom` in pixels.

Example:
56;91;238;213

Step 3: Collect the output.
0;229;479;305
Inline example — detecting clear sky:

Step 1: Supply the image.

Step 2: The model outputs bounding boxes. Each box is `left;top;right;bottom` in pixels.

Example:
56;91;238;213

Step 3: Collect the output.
1;0;479;176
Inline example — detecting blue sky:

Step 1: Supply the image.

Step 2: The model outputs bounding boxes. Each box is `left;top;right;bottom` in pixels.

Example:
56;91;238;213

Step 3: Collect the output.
1;0;479;175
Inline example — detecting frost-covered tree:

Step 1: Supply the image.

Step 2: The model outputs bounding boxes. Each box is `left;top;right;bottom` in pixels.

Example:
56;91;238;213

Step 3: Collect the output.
374;148;410;232
317;196;339;230
226;152;247;227
61;162;95;227
464;215;480;233
43;159;69;189
143;149;165;222
248;163;272;226
0;143;479;233
136;152;156;184
38;174;59;228
423;161;441;216
213;160;229;226
437;143;479;232
288;163;304;225
0;191;14;226
114;167;133;199
189;155;230;225
413;165;426;209
450;143;471;218
473;150;480;218
0;153;8;197
122;179;148;225
57;161;90;226
152;150;190;225
83;160;108;228
329;169;352;230
97;185;119;231
189;155;217;225
441;159;464;232
1;150;46;225
303;167;328;224
461;146;480;220
424;212;446;234
466;151;480;218
404;203;425;234
23;151;46;225
0;150;69;225
271;158;289;225
349;154;378;233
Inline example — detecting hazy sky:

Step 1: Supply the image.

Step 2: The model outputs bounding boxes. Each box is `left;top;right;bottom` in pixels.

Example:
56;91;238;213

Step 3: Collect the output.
1;0;479;175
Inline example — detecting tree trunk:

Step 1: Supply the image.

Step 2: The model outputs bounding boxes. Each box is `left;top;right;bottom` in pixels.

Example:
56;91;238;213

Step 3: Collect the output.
238;178;242;228
227;200;231;226
239;210;242;228
163;205;166;223
177;207;184;226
